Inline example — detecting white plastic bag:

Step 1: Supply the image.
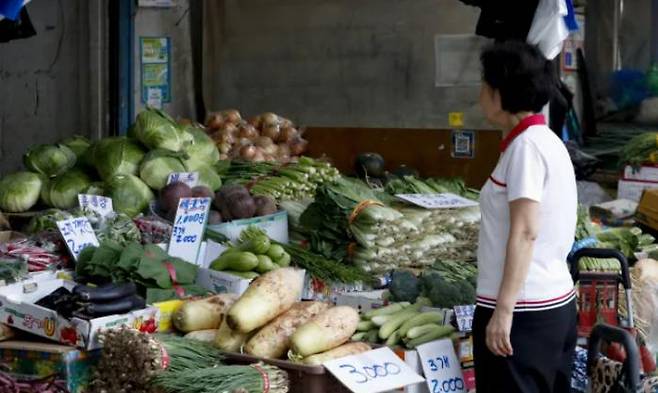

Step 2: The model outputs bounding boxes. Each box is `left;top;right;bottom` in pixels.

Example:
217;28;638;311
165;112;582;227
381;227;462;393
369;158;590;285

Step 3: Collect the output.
526;0;569;59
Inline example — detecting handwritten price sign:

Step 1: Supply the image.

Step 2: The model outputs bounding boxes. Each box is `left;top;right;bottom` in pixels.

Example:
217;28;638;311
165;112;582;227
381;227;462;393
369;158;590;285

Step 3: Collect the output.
78;194;113;217
323;347;424;393
453;305;475;332
416;339;466;393
167;197;211;264
396;193;478;209
57;217;100;260
167;172;199;187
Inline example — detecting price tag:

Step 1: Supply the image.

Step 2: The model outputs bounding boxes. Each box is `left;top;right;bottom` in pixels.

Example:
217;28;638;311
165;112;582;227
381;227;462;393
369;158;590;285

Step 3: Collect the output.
167;172;199;187
416;339;466;393
396;193;478;209
167;197;211;264
453;305;475;332
57;217;100;261
78;194;113;217
323;347;424;393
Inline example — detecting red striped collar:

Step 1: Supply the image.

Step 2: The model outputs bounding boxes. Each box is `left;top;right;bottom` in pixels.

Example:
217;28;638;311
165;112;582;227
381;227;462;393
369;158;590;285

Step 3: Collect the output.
499;114;546;152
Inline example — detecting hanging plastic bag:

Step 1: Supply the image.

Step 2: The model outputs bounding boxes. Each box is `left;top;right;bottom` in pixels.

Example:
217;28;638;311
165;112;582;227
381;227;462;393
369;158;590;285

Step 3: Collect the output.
527;0;569;59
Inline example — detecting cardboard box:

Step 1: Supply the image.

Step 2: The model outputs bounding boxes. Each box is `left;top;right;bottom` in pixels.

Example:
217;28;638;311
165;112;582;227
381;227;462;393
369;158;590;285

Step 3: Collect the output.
623;165;658;183
636;189;658;231
207;210;289;243
0;278;160;350
617;179;658;202
332;290;388;313
0;340;100;393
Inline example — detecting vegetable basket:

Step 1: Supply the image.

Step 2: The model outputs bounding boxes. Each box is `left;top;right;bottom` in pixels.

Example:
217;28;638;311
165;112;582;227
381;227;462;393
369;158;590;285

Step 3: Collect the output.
569;248;634;338
222;351;351;393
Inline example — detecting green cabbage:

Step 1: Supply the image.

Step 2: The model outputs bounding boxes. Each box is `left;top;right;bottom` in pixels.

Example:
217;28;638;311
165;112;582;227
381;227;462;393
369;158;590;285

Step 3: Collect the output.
23;144;77;177
85;182;106;196
25;209;74;234
181;126;220;170
139;149;187;190
60;135;91;160
196;165;222;191
0;172;43;212
92;137;146;180
107;174;155;217
134;108;190;152
40;169;92;209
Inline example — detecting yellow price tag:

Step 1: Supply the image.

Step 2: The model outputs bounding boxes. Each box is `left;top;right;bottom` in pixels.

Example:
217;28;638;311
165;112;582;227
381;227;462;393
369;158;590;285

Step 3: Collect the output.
449;112;464;127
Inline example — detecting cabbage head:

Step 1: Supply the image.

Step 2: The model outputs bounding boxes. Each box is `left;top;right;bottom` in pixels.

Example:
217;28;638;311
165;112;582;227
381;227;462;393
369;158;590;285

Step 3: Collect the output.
107;174;154;217
181;125;220;170
139;149;186;190
134;108;190;152
60;135;91;160
0;172;43;212
84;182;106;196
196;165;222;191
23;144;77;177
41;169;92;209
93;137;145;180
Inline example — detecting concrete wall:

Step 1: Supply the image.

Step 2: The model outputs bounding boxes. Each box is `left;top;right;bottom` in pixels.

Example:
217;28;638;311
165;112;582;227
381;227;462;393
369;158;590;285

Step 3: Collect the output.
202;0;487;129
0;0;108;174
133;0;196;120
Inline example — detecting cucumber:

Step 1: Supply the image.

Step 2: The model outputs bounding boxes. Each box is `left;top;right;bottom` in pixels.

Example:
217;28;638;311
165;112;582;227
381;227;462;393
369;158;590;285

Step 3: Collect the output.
365;329;379;343
405;325;455;349
357;320;376;331
210;251;259;272
223;270;260;279
407;323;443;339
364;302;410;319
385;330;401;347
255;255;276;273
274;252;291;267
266;244;286;261
371;314;393;326
398;312;443;338
379;309;419;340
351;332;367;341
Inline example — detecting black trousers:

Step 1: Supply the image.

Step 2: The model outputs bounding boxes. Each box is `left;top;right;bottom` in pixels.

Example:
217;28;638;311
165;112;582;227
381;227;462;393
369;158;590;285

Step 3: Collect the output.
473;300;577;393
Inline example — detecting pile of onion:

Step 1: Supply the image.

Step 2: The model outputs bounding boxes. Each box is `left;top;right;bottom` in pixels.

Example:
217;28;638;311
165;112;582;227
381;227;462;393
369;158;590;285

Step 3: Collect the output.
204;109;309;162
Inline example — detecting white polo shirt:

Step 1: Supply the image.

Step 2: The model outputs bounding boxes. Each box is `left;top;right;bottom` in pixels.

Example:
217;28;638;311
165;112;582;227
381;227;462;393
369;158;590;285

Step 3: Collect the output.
476;114;577;312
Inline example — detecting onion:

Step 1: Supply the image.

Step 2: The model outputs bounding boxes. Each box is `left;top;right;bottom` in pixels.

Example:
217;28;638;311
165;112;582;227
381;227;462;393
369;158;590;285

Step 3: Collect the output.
261;112;279;126
237;137;253;147
220;123;238;135
261;123;280;140
252;148;266;162
219;153;229;160
277;143;291;157
218;142;232;154
206;112;224;129
278;126;298;143
289;137;309;156
240;145;257;160
221;109;242;124
254;136;274;148
280;118;294;128
238;123;259;140
263;143;279;156
248;115;262;128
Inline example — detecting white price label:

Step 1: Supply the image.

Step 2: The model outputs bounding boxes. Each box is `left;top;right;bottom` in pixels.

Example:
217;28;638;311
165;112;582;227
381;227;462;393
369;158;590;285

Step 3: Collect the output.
57;217;100;260
396;193;478;209
78;194;113;217
416;339;466;393
453;305;475;332
323;347;424;393
167;197;211;264
167;172;199;188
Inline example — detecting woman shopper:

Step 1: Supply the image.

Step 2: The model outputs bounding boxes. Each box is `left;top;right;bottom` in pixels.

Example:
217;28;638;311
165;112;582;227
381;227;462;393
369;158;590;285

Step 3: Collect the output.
473;41;578;393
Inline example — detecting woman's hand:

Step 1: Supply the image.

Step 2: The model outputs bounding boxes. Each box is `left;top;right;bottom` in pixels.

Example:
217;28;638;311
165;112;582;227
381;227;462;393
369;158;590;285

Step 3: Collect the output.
486;307;514;357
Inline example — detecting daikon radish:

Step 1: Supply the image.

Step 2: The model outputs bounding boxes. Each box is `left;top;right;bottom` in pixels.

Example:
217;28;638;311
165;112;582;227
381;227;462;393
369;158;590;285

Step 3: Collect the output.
302;342;371;365
172;293;238;333
290;306;360;357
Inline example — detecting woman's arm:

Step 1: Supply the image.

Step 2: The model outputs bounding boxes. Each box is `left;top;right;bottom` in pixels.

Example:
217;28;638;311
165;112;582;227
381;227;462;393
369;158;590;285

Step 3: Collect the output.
486;197;540;356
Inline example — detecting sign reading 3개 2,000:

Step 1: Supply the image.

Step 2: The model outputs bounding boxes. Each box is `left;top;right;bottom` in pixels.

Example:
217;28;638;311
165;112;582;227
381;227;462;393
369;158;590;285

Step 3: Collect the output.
416;338;466;393
57;217;100;261
167;197;211;264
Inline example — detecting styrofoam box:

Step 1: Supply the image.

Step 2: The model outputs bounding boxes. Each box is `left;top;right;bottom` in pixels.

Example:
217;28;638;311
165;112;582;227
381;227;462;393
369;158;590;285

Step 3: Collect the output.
0;278;159;350
623;165;658;183
617;179;658;202
332;290;388;313
207;210;288;243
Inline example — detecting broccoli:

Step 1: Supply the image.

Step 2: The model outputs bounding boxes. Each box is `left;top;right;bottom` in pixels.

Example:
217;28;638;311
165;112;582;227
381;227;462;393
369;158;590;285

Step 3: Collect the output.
388;270;421;302
421;271;476;308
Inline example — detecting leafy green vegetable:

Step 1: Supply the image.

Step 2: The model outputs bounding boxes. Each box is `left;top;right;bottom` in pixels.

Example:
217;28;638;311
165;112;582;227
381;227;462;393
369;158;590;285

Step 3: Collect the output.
389;270;421;302
181;125;220;170
25;209;74;234
194;165;222;191
0;171;43;212
134;108;191;152
23;144;77;177
60;135;91;161
139;149;187;190
92;137;146;180
40;169;92;209
620;132;658;168
107;174;155;217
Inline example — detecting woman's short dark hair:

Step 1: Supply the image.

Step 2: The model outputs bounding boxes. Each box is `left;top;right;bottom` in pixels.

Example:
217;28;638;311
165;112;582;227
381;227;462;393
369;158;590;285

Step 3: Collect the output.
480;41;556;113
